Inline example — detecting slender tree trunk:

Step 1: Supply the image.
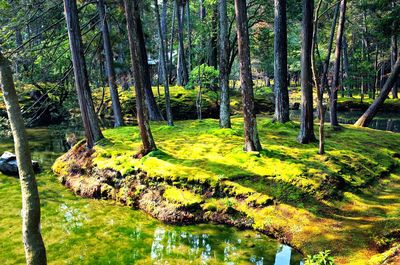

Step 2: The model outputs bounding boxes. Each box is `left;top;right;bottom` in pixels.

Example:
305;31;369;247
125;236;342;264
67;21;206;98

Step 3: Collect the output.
355;57;400;127
321;2;339;94
209;5;218;68
186;0;192;71
391;34;398;99
98;0;124;127
273;0;290;123
312;0;324;154
234;0;262;151
175;0;189;86
343;35;350;97
169;1;176;83
0;52;47;265
373;44;379;100
219;0;231;128
124;0;157;155
298;0;316;144
154;0;174;126
133;6;164;121
329;0;346;127
64;0;103;148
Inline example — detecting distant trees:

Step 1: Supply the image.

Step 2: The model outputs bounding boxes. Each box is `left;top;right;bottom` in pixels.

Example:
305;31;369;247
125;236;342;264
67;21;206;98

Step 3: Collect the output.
218;0;231;128
273;0;290;123
298;0;316;144
0;52;47;265
234;0;262;151
64;0;103;148
124;0;157;155
175;0;189;86
97;0;124;128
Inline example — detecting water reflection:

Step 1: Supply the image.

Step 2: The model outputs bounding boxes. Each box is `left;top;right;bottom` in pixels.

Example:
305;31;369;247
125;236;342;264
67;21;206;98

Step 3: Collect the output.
147;226;302;264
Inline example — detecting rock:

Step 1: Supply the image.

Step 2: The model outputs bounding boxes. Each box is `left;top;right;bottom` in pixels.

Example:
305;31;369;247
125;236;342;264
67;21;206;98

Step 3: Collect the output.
0;151;40;176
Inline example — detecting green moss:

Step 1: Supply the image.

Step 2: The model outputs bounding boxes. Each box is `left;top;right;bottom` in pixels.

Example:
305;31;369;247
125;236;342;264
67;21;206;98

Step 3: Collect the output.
163;186;203;207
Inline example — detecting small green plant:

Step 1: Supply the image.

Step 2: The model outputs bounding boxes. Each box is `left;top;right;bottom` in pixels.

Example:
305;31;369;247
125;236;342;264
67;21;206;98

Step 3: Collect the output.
304;250;335;265
185;64;219;90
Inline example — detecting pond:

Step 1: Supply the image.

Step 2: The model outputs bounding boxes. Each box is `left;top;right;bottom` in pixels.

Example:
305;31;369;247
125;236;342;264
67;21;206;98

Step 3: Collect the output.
0;125;303;265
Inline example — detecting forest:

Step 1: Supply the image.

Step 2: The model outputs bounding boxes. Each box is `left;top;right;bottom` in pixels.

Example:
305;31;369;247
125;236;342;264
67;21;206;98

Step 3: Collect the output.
0;0;400;264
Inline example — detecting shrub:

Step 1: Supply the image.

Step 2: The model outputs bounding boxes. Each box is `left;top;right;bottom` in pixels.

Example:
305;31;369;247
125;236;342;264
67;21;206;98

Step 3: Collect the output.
185;64;219;91
304;250;335;265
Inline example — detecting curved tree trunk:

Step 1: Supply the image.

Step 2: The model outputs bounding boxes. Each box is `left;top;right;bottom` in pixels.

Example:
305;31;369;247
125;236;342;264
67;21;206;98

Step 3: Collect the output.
64;0;103;148
0;52;47;265
273;0;290;123
154;0;174;126
218;0;231;128
98;0;124;127
329;0;347;127
298;0;316;144
234;0;262;151
124;0;157;155
355;57;400;127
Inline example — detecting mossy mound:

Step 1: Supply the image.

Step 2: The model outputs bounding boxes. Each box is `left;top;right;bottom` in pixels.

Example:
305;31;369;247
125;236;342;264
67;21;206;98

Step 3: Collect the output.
53;117;400;264
92;86;274;120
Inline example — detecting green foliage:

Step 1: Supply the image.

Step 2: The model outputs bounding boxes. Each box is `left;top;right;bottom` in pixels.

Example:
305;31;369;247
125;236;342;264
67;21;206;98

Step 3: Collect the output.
185;64;219;90
304;250;335;265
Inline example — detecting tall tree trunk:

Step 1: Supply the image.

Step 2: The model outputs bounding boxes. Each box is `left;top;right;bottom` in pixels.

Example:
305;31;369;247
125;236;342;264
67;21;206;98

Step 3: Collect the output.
355;57;400;127
124;0;157;155
98;0;124;127
321;2;339;94
343;35;350;97
329;0;346;127
169;1;176;83
133;5;164;121
176;0;189;86
391;34;398;99
208;5;218;68
273;0;290;123
312;0;324;154
298;0;316;144
219;0;231;128
0;52;47;265
186;0;192;71
154;0;174;126
373;44;379;100
64;0;103;148
234;0;262;151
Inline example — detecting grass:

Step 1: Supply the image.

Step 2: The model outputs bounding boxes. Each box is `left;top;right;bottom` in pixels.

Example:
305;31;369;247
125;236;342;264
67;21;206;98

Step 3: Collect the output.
75;116;400;264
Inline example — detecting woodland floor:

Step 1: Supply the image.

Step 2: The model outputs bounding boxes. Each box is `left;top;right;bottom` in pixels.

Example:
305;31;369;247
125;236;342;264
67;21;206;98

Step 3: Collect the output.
53;117;400;264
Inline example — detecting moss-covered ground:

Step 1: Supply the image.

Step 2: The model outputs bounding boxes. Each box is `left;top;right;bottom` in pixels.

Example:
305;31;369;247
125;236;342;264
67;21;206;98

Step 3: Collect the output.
53;117;400;264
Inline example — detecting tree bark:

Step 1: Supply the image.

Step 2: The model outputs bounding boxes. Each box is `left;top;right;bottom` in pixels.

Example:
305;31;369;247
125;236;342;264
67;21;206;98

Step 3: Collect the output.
273;0;290;123
298;0;316;144
98;0;124;127
154;0;174;126
209;5;219;69
133;3;164;121
186;0;192;71
391;34;398;99
219;0;231;128
124;0;157;155
329;0;346;127
355;57;400;127
175;0;189;86
234;0;262;151
0;52;47;265
342;35;350;97
64;0;103;148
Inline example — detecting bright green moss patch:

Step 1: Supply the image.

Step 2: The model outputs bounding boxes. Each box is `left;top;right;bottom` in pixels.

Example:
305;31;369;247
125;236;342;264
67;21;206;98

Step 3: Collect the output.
163;186;203;208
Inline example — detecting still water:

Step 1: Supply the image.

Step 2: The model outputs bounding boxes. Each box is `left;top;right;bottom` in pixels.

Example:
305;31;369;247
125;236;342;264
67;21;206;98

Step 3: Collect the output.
0;125;303;265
